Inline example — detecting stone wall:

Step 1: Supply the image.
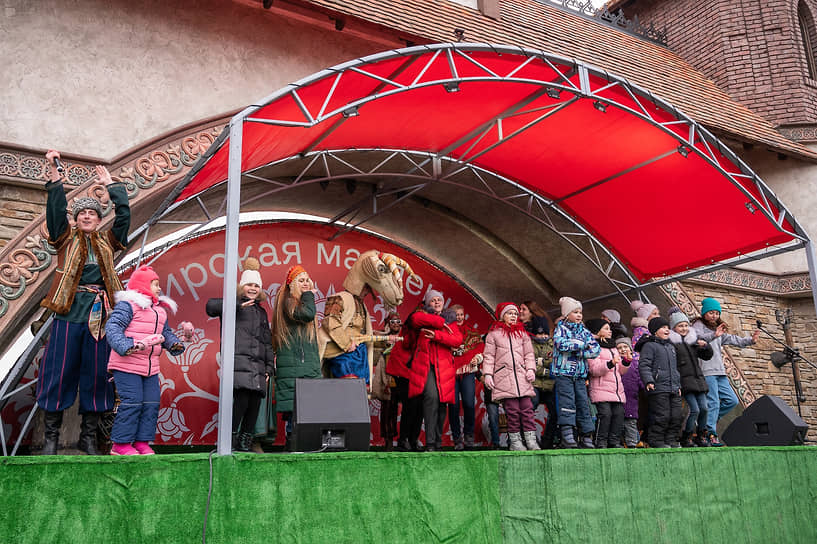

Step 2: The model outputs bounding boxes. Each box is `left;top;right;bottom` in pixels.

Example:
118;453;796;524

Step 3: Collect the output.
681;279;816;436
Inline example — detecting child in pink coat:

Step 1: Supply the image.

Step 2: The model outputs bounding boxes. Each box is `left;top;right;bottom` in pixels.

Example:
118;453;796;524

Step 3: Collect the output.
482;303;538;451
586;319;630;448
105;266;193;455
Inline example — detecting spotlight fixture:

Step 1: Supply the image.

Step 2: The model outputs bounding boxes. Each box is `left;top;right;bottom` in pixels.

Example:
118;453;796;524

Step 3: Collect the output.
443;81;460;93
677;144;691;158
546;87;561;99
342;105;359;118
454;28;466;42
593;100;607;112
745;201;757;214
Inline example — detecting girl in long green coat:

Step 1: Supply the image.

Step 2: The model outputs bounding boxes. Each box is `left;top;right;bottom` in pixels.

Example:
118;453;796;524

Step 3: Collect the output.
270;265;321;444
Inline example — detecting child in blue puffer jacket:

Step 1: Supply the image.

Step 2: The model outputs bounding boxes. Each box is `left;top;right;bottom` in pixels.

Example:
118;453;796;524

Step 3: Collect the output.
551;296;600;449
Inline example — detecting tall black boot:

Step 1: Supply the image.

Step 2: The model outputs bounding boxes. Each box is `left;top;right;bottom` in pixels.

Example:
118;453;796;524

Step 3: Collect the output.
42;411;63;455
78;412;100;455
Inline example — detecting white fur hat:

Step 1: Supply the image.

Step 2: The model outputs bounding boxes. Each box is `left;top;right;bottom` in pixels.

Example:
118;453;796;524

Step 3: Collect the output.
239;257;263;288
559;296;582;318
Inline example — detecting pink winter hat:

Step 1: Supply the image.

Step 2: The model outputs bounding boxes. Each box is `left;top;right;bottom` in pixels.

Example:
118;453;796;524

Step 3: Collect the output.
630;300;658;320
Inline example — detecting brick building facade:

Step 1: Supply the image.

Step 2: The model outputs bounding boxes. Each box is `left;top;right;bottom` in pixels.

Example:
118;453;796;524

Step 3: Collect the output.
611;0;817;141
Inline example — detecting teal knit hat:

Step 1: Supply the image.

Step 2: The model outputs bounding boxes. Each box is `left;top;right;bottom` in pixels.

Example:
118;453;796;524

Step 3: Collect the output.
700;297;722;315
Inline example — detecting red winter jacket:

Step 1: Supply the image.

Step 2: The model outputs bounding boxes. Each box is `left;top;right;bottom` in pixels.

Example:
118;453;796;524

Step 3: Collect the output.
406;311;463;403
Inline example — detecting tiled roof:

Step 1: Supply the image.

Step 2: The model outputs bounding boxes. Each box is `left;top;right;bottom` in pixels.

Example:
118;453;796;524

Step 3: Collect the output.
300;0;817;160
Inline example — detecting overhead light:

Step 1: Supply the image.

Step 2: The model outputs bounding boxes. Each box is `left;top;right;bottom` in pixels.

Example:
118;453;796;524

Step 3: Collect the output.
443;81;460;93
677;144;691;158
593;100;607;113
342;106;359;118
546;87;561;99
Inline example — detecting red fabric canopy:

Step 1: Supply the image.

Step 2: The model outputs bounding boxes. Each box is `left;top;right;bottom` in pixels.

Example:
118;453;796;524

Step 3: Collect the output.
167;44;800;283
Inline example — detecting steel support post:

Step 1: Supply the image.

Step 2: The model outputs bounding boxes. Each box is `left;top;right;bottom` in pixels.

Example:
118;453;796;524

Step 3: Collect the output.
216;119;243;455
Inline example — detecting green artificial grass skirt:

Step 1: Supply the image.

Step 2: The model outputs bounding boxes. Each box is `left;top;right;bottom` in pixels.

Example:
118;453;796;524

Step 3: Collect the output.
1;447;815;543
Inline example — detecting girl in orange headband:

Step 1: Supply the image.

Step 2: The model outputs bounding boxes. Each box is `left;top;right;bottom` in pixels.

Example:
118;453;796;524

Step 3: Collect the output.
270;265;320;450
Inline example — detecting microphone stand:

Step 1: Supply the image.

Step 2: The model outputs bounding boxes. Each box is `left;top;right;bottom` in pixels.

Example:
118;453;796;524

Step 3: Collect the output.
756;316;814;416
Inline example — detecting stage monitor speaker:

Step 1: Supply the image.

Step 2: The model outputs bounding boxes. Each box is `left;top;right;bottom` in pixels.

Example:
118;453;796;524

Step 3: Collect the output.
293;378;370;452
722;395;808;446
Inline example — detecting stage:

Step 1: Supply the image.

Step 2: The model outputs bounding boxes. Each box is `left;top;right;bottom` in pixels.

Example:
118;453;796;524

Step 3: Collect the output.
1;447;815;543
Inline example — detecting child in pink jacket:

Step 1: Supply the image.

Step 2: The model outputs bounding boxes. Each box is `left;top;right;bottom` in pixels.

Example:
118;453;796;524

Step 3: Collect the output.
482;303;538;451
105;266;193;455
586;319;630;448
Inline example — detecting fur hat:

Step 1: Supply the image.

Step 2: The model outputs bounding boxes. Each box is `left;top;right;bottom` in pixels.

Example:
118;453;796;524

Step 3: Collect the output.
71;197;102;220
239;257;263;288
669;310;690;330
424;289;444;306
701;297;722;315
559;296;581;318
441;307;458;325
585;318;608;335
128;265;159;302
601;309;621;323
615;337;632;349
495;302;519;321
648;316;670;335
630;300;658;320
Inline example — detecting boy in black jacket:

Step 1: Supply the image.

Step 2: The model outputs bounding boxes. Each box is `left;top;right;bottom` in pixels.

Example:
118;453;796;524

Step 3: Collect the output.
636;317;682;448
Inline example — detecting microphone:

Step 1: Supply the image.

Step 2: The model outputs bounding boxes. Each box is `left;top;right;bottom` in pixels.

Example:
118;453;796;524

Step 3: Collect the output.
756;319;763;329
53;157;65;174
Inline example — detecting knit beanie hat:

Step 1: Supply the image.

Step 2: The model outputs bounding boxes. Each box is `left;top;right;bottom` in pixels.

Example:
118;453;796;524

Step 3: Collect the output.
495;302;519;321
631;300;658;320
585;318;607;335
648;316;670;335
71;197;103;220
668;311;690;330
615;337;632;349
601;309;621;323
529;315;550;335
700;297;722;315
424;289;444;306
559;296;582;318
239;257;263;288
128;265;160;302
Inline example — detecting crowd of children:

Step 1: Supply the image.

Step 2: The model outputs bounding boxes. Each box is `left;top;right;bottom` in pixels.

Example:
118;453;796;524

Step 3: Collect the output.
91;248;760;455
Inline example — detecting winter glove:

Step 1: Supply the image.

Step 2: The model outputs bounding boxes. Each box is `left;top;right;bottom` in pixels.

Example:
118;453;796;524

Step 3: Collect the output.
526;369;535;383
484;375;495;390
142;333;165;347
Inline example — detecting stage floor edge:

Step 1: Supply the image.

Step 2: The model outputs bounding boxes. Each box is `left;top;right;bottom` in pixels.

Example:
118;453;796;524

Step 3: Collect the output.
1;447;815;543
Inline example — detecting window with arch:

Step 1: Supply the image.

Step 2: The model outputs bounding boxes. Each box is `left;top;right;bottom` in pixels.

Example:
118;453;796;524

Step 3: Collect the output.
799;0;817;79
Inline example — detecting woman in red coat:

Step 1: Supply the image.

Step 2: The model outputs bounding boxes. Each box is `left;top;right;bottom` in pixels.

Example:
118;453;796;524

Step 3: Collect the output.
404;290;463;451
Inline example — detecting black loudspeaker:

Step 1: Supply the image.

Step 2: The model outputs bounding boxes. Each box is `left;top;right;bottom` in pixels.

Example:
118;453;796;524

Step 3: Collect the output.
722;395;808;446
293;378;370;452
